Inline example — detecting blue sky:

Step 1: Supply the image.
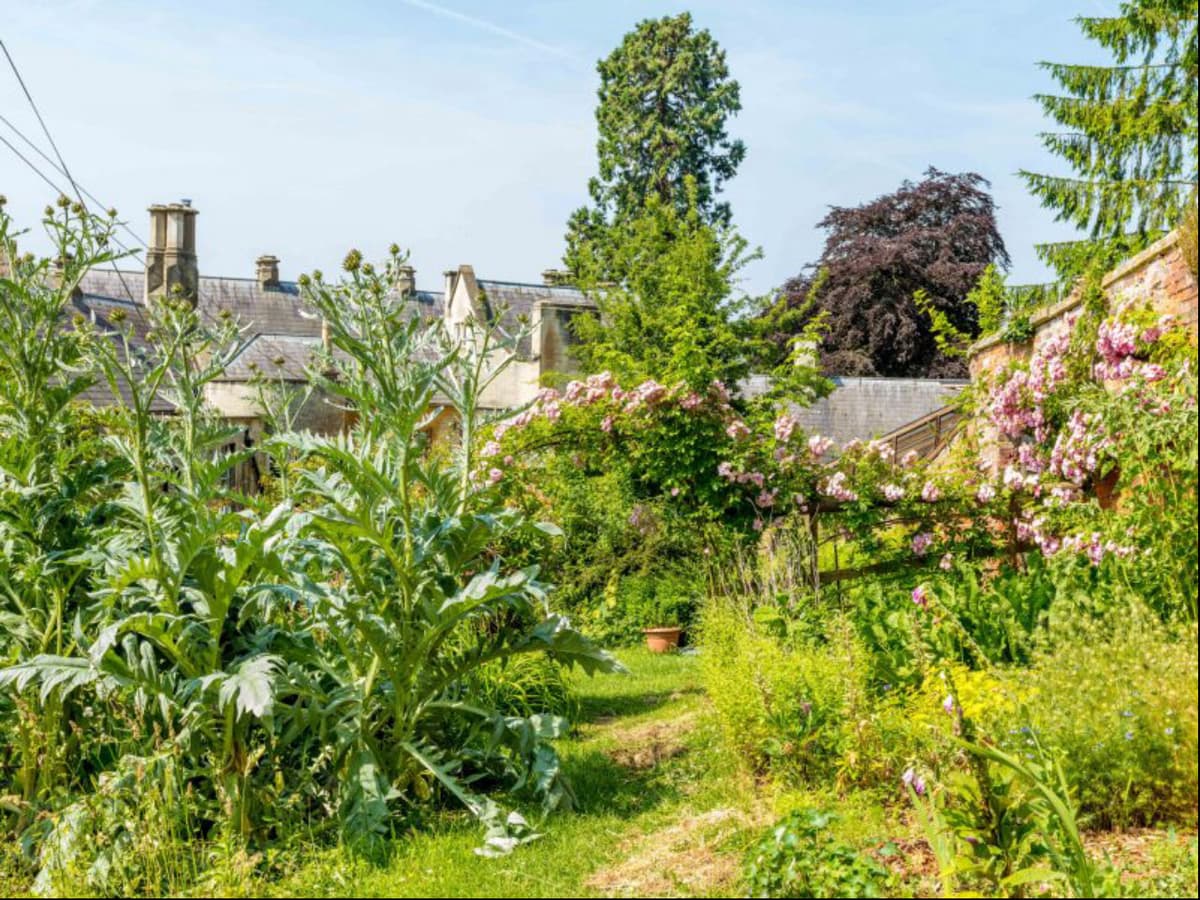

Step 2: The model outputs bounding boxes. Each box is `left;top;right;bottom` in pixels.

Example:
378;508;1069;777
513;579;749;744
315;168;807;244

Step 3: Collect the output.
2;0;1115;295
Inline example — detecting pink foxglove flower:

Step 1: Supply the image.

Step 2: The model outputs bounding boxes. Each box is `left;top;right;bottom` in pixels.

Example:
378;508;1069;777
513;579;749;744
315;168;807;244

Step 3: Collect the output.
902;767;926;795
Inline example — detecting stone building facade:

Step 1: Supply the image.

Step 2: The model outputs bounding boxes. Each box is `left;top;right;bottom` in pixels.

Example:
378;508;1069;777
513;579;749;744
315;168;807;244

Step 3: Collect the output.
71;200;982;462
75;202;594;439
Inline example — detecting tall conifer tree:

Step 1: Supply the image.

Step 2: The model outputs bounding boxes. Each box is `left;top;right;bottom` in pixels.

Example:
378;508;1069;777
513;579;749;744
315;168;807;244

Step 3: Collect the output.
1021;0;1198;280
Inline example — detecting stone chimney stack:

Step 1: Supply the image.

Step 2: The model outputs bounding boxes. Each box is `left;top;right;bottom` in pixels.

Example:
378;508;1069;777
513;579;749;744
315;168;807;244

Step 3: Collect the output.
256;254;280;290
395;264;415;296
541;268;573;287
145;200;198;303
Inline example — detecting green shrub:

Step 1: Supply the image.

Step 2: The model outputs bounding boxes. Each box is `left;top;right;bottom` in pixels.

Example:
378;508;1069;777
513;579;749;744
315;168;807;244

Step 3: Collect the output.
743;808;893;899
700;595;891;790
1015;612;1198;828
466;655;579;721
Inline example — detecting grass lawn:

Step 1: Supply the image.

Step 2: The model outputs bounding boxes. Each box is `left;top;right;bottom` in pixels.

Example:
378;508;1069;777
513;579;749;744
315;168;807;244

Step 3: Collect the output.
251;648;763;898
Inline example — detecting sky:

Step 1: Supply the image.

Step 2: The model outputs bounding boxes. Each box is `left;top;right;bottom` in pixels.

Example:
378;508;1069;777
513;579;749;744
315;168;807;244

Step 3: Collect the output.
1;0;1117;296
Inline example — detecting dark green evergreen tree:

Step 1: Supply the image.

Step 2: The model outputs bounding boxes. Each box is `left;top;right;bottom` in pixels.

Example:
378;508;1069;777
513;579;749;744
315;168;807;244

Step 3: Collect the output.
564;12;745;276
1021;0;1198;280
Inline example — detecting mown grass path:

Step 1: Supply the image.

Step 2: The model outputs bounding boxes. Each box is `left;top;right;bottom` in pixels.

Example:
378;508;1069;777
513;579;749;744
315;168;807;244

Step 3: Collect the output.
265;649;762;898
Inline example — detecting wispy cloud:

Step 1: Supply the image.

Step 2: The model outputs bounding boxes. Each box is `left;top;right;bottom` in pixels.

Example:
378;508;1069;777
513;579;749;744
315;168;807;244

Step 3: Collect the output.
399;0;583;67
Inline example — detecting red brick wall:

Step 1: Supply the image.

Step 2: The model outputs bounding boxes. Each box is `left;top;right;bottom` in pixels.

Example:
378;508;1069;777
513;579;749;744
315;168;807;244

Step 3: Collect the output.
965;230;1198;470
970;230;1198;383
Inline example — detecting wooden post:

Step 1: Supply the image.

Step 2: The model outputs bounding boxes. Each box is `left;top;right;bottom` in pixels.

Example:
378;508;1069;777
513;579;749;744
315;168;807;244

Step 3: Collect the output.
809;511;820;600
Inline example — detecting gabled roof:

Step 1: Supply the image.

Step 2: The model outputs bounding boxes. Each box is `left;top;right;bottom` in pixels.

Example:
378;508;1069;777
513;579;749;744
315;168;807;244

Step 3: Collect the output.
474;278;592;356
70;266;593;406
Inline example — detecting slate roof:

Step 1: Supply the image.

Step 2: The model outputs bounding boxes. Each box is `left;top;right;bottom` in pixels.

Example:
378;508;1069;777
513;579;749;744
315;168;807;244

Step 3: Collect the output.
476;279;592;356
75;269;452;393
740;375;968;446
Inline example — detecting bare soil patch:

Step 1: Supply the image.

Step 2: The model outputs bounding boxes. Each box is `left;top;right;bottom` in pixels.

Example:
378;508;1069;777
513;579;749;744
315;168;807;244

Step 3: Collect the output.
604;713;696;771
584;807;755;897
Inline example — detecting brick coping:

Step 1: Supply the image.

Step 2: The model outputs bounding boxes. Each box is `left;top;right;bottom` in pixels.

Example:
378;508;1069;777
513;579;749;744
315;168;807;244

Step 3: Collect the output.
969;230;1183;357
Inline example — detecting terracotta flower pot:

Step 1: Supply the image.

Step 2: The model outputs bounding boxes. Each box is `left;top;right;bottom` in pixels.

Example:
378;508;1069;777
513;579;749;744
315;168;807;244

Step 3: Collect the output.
643;626;682;653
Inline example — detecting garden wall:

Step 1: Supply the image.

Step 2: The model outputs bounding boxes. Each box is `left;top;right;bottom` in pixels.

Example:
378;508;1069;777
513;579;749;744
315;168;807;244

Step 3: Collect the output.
967;230;1198;470
970;230;1198;382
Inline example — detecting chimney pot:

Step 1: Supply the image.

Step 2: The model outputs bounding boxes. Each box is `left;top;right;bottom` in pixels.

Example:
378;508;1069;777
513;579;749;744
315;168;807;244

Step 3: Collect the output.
256;254;281;290
395;264;415;296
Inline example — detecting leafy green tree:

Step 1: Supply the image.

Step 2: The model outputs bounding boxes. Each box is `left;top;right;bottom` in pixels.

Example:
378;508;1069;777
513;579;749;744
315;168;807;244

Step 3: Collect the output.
1021;0;1198;280
569;181;759;391
565;12;745;275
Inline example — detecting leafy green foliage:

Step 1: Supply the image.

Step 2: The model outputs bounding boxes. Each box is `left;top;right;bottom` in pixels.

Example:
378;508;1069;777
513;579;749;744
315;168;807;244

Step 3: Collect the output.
966;263;1007;336
0;203;620;883
743;808;893;899
567;185;771;393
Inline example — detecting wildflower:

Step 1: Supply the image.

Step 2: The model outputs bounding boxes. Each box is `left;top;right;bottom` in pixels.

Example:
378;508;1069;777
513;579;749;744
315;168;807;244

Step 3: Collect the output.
753;518;764;532
939;553;954;571
899;449;919;467
773;414;798;442
820;471;858;503
480;441;501;458
883;483;904;502
976;483;996;503
600;415;614;433
1141;363;1166;382
911;585;929;608
921;481;941;503
902;767;926;796
726;420;750;440
868;439;895;461
670;486;681;497
503;455;514;466
756;488;778;508
943;695;957;715
487;468;503;485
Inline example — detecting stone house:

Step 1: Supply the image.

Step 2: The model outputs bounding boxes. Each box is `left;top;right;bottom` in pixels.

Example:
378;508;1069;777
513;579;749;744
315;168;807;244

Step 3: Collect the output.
74;202;594;444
